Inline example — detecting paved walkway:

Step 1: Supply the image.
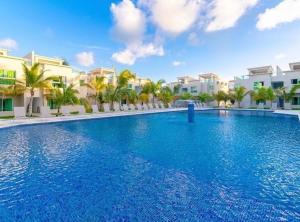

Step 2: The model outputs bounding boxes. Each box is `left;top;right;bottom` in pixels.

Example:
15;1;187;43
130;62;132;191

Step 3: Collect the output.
0;108;187;129
0;108;299;129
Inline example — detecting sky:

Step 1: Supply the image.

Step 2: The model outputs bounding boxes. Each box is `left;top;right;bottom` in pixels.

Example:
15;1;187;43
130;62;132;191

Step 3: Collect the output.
0;0;300;82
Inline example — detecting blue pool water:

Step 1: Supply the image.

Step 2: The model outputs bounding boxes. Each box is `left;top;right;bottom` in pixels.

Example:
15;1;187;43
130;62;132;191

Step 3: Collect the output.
0;110;300;221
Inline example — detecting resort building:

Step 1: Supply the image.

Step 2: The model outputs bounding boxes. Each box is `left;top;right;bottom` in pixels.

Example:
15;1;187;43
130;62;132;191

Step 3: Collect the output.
233;63;300;109
89;67;117;85
0;49;26;116
128;76;150;94
168;73;229;95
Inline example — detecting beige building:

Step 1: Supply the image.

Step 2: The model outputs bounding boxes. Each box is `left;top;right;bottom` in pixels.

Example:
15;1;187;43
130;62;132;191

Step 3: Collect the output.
168;73;229;96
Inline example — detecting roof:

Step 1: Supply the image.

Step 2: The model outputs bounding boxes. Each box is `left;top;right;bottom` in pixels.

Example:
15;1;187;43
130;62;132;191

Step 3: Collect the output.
247;66;273;75
289;62;300;71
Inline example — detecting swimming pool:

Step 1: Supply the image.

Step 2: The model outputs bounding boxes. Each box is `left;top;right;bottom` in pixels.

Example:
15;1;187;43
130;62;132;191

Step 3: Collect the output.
0;110;299;221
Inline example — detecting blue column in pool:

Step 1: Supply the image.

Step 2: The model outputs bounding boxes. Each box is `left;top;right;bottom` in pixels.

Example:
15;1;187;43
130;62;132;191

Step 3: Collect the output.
188;103;195;123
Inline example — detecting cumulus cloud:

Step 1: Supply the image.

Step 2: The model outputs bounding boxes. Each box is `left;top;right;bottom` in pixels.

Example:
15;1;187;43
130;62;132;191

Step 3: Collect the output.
141;0;203;35
257;0;300;31
275;53;287;60
172;61;186;66
112;43;164;65
111;0;146;43
76;51;94;67
206;0;258;32
187;32;201;46
0;38;18;50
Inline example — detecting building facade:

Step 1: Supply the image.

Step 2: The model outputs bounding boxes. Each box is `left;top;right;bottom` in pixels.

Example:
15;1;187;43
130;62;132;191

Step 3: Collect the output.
168;73;229;96
233;63;300;109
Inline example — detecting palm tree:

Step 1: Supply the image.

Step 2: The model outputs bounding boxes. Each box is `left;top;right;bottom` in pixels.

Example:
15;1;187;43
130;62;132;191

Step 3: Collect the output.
0;84;26;112
158;86;173;107
198;92;212;106
214;91;227;107
142;79;165;107
128;89;138;110
251;87;268;105
108;70;135;110
276;84;300;104
22;63;57;116
139;93;149;107
48;83;79;115
232;86;248;108
266;87;276;107
84;76;106;111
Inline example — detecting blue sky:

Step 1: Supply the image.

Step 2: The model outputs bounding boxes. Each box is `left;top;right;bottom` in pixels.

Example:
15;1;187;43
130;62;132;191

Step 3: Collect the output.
1;0;300;81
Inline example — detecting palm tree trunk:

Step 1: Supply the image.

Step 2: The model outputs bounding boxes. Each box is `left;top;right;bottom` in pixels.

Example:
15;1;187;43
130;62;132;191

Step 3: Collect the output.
28;90;34;117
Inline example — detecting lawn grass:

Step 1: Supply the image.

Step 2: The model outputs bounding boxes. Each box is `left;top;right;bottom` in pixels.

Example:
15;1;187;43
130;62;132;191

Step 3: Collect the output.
0;116;15;119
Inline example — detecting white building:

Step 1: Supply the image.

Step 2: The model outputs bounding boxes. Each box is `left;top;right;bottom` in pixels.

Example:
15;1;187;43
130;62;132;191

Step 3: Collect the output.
234;62;300;109
168;73;229;95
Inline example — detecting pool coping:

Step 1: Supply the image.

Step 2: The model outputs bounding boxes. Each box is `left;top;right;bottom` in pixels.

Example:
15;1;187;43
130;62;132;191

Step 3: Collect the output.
0;108;299;129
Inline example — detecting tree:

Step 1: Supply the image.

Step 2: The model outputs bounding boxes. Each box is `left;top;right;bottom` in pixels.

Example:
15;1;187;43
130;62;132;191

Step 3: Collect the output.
128;89;138;110
108;70;135;110
214;91;227;107
85;76;106;111
142;79;165;107
251;87;268;104
198;93;212;106
0;84;26;112
139;93;149;105
232;86;248;108
276;84;300;103
22;63;57;116
158;86;173;107
180;92;193;100
48;83;79;115
266;87;276;105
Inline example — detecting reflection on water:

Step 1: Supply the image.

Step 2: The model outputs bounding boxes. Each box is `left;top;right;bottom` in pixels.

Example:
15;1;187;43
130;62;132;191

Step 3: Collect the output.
0;110;299;221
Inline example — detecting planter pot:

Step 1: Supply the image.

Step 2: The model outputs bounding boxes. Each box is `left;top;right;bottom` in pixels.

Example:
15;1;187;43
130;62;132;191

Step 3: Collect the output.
258;103;264;109
40;106;51;117
271;102;277;110
92;105;99;113
284;102;291;110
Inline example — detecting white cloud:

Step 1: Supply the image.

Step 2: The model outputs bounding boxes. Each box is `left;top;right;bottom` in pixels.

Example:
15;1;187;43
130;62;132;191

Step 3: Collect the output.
0;38;18;50
275;53;287;60
187;32;200;45
112;43;164;65
206;0;258;32
111;0;146;43
76;52;94;67
141;0;203;35
172;61;186;66
257;0;300;31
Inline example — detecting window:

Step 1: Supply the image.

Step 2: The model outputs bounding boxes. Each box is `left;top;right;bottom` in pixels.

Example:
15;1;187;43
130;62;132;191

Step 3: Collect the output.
79;80;85;86
291;79;299;85
190;86;197;93
128;84;132;89
272;81;284;89
181;88;188;93
292;97;300;105
0;70;16;85
253;81;264;90
0;98;13;111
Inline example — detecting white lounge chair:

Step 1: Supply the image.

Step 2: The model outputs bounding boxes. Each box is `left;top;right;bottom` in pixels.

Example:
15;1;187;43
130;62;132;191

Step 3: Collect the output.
92;105;99;113
129;104;136;111
154;103;160;109
122;104;129;111
103;103;110;112
148;103;153;109
143;104;149;110
136;104;143;111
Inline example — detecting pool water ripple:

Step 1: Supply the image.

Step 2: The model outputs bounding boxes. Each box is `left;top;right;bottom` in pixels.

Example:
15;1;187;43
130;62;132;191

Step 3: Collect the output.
0;110;300;221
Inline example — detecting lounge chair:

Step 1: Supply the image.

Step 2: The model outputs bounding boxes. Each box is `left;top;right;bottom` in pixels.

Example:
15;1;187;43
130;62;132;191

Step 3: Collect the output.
148;103;153;109
143;104;149;110
129;104;136;111
92;105;99;113
136;104;143;111
113;103;120;112
122;104;129;112
154;103;160;109
103;103;110;112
